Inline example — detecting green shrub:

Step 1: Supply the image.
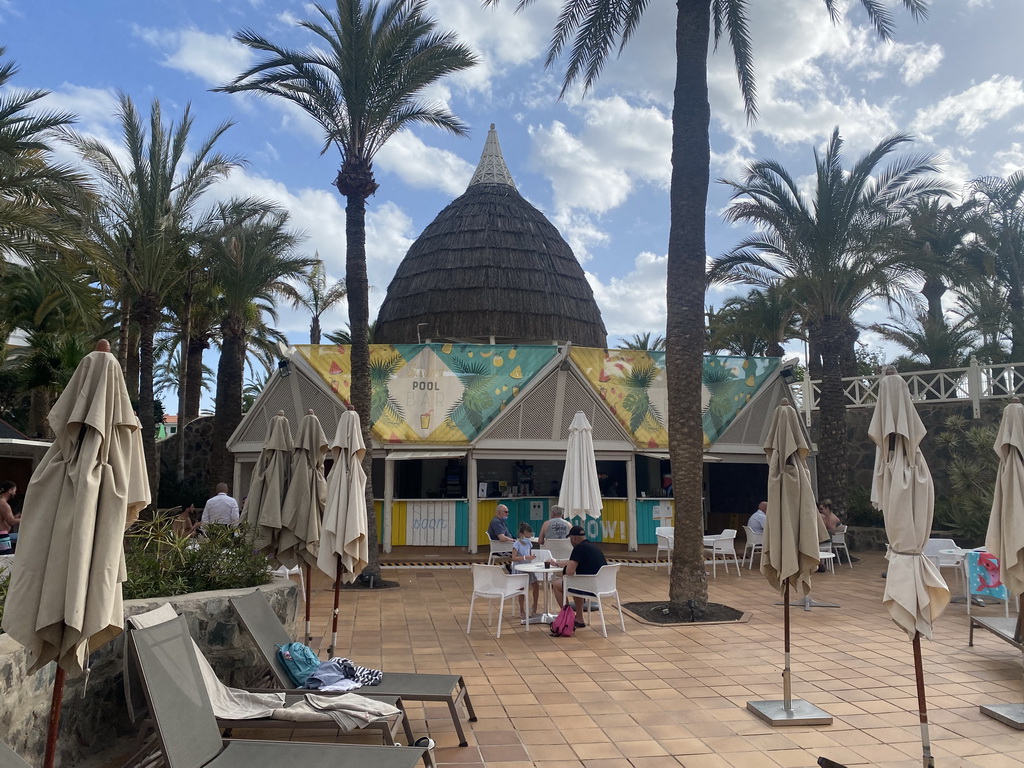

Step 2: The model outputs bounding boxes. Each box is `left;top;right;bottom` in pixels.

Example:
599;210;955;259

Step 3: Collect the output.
931;413;998;548
844;486;884;527
123;514;271;601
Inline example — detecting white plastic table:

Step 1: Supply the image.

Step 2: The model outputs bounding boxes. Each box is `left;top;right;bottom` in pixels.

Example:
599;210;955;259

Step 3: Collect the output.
518;562;563;623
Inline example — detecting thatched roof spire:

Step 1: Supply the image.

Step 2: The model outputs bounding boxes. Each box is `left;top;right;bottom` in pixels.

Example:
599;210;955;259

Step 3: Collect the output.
374;124;606;347
469;124;516;188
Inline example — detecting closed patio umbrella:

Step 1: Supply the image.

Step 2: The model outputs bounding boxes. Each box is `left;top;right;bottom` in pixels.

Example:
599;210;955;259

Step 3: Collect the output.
747;400;831;726
317;408;368;655
279;410;328;643
241;410;294;554
1;340;150;768
870;369;949;768
980;398;1024;727
558;411;602;522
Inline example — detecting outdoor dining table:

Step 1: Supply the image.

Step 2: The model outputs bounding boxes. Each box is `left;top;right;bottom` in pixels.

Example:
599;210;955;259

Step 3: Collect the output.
517;561;563;624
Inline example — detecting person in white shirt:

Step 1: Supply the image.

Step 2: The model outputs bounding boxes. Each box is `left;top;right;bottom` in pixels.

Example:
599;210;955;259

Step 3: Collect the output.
201;483;240;527
748;501;767;535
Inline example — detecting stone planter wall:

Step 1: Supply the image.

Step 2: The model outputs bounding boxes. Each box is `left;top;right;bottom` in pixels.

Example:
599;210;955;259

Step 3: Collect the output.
0;580;297;767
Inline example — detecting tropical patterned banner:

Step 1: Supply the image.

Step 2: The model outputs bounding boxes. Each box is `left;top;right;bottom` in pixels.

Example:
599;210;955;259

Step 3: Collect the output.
296;344;559;444
570;348;780;448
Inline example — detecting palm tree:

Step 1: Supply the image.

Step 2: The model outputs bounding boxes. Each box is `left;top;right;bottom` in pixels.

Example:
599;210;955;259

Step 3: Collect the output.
217;0;477;577
870;312;977;371
0;50;93;265
621;331;666;351
709;127;947;517
291;256;347;344
70;94;239;505
490;0;931;616
713;287;801;358
204;200;314;489
969;173;1024;360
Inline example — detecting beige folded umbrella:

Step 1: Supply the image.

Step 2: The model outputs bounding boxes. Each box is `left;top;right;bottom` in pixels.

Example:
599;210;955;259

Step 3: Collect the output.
869;369;949;768
279;410;328;643
558;411;603;522
241;410;294;554
318;409;368;655
747;400;831;726
0;341;150;768
981;398;1024;727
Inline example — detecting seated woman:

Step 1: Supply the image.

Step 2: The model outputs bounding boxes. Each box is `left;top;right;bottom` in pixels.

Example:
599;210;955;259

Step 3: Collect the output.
510;522;540;620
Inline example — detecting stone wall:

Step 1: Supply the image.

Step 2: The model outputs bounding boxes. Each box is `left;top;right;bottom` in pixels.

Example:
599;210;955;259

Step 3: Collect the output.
0;580;297;767
157;415;215;495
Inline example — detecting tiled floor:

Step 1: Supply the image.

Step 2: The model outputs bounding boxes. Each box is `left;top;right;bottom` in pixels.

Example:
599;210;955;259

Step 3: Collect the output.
102;550;1024;767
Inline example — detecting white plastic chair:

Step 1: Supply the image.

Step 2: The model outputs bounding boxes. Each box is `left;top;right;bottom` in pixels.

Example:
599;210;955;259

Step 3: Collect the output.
923;537;962;590
563;564;625;637
704;529;740;578
544;538;574;561
269;564;305;600
831;525;852;568
467;564;530;638
741;525;763;569
654;526;673;570
487;538;513;565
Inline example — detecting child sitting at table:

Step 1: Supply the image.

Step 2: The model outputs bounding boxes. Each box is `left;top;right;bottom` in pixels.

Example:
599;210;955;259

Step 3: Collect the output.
511;522;541;620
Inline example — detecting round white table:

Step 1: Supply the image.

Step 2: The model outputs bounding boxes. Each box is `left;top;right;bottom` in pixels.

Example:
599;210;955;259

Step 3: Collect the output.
517;562;564;623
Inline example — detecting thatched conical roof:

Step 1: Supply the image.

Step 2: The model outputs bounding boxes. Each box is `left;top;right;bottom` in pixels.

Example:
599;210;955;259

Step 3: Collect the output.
374;124;607;346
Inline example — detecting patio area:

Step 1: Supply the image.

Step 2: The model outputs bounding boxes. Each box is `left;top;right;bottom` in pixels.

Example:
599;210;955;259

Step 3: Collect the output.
98;549;1024;768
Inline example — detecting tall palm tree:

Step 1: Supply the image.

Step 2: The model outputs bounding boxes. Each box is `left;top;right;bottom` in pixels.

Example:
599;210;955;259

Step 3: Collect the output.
204;200;314;488
0;50;93;265
870;312;977;372
714;287;801;357
217;0;477;577
621;331;666;351
969;173;1024;360
490;0;930;616
709;127;947;517
70;93;240;503
291;256;347;344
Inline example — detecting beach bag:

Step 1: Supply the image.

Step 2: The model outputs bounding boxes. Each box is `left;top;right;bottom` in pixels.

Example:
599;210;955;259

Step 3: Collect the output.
550;604;576;637
276;642;320;687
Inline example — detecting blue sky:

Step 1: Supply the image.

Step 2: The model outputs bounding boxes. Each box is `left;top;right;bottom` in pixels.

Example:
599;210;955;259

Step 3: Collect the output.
5;0;1024;409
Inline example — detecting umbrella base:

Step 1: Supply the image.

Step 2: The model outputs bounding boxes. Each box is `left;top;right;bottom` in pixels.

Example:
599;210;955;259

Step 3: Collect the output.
775;597;841;611
746;699;833;726
980;703;1024;729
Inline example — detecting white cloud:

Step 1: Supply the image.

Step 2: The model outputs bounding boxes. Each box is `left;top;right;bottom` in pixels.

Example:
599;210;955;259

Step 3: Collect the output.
588;251;668;341
375;131;474;197
992;143;1024;179
132;25;253;87
913;75;1024;140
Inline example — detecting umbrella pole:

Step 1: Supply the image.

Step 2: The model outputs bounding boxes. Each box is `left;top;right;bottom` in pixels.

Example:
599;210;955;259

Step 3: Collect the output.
43;667;66;768
329;554;342;657
783;579;792;711
911;632;934;768
304;562;313;645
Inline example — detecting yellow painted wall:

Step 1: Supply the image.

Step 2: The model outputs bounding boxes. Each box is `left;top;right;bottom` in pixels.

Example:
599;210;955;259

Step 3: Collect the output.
390;500;406;546
478;499;499;546
599;499;629;544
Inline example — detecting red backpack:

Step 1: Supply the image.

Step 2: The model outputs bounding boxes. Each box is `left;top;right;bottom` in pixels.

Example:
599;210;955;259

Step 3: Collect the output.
550;604;576;637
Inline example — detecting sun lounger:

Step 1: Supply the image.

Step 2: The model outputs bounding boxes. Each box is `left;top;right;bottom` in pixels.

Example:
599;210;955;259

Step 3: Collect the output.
230;590;477;746
128;615;428;768
969;615;1023;651
123;605;418;762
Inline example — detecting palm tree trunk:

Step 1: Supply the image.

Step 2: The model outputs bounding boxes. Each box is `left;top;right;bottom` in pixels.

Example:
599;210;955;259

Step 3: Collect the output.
183;335;207;423
345;193;379;578
665;0;711;617
126;323;141;400
176;281;193;482
815;316;849;519
136;296;161;513
208;319;246;494
921;279;946;327
310;316;321;346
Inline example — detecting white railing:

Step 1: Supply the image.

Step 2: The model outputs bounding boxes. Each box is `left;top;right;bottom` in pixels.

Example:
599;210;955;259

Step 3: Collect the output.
792;357;1024;423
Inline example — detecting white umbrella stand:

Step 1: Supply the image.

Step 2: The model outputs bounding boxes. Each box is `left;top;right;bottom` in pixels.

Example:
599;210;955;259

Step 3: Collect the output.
0;340;150;768
870;369;950;768
979;398;1024;728
748;401;832;726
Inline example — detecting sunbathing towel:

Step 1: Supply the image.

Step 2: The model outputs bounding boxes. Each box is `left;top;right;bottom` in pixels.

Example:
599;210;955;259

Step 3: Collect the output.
272;693;400;731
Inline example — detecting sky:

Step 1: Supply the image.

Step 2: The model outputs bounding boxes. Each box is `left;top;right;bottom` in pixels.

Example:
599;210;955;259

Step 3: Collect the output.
5;0;1024;410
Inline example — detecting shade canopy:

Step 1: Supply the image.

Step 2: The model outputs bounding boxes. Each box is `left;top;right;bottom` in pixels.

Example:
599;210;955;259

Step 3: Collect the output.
986;400;1024;597
761;402;824;595
278;412;328;569
557;411;603;520
318;410;369;582
870;373;949;639
1;348;150;674
241;411;294;554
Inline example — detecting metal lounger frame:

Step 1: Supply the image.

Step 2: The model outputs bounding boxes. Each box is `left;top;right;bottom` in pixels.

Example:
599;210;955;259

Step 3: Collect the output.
129;616;428;768
230;590;478;746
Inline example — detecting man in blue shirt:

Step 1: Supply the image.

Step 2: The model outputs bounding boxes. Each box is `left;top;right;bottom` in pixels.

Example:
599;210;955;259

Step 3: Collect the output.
487;504;514;542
